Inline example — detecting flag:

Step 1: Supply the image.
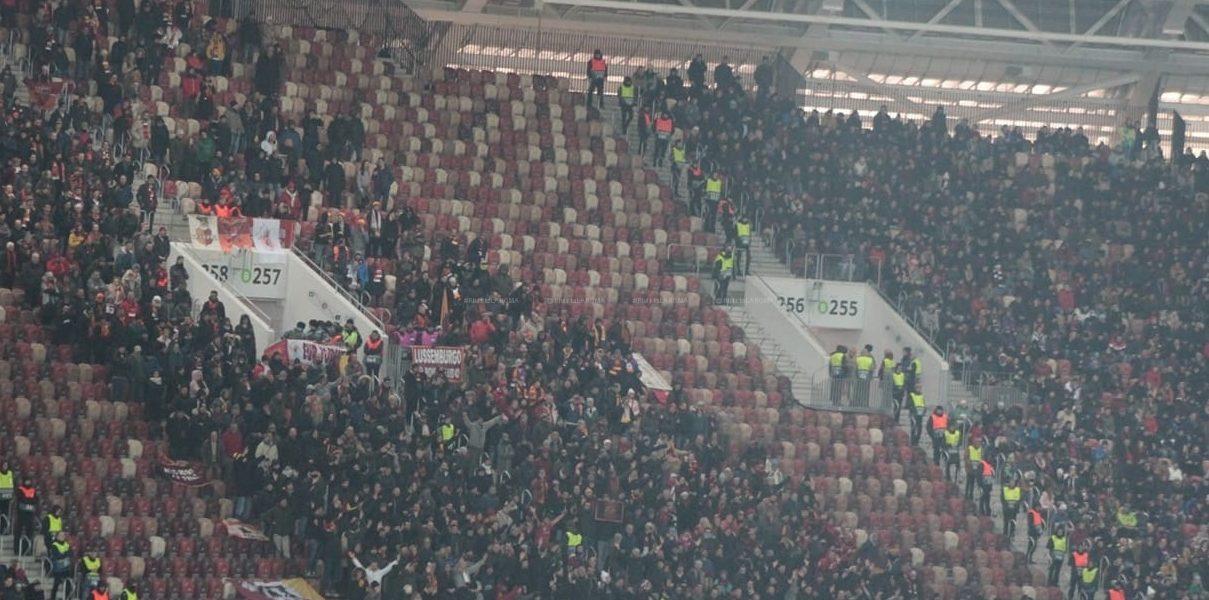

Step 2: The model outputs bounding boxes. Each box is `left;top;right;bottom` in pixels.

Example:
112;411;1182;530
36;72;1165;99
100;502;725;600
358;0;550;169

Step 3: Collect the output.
1171;111;1186;161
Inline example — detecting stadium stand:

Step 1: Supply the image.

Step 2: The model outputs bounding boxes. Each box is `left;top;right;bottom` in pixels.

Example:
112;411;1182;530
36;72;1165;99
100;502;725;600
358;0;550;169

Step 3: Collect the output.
0;0;1201;599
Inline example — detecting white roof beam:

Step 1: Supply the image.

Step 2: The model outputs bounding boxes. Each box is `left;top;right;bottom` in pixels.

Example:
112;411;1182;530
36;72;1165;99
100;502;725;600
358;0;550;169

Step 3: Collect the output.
971;73;1142;122
848;0;903;38
906;0;966;42
542;0;1209;51
994;0;1055;46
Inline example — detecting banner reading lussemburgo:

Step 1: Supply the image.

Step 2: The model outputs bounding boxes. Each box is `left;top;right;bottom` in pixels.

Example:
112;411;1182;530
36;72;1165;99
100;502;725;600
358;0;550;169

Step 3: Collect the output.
411;346;467;382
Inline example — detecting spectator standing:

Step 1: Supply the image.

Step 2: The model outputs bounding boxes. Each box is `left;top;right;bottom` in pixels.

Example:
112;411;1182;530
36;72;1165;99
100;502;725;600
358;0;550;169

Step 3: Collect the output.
585;49;607;109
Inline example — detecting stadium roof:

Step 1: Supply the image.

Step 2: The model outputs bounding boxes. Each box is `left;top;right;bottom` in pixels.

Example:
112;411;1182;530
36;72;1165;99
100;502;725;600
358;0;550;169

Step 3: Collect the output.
289;0;1209;147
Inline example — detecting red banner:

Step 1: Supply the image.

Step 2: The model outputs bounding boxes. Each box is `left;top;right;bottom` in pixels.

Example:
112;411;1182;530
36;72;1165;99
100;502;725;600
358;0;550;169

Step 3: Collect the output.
25;80;67;111
189;216;298;252
264;339;347;367
159;458;208;486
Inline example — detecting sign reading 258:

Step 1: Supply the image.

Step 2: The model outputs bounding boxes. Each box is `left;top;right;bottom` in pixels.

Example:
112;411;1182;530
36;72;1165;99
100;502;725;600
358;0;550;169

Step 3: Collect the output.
202;264;283;286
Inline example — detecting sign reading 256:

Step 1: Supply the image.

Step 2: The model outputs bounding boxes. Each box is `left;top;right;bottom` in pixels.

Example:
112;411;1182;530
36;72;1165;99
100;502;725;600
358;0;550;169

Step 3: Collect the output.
778;296;859;316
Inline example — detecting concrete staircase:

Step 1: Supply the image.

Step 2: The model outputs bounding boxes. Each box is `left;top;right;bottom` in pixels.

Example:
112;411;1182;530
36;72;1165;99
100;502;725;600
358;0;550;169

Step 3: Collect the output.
595;101;680;203
0;534;56;597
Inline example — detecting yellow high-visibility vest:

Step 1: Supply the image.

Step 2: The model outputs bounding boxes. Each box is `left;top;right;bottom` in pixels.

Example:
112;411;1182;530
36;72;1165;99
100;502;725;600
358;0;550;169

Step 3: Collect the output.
439;423;455;442
1003;486;1021;502
944;430;961;447
1082;567;1099;585
566;532;583;547
735;221;751;242
967;445;982;462
1117;510;1137;527
47;514;63;533
0;470;12;490
912;358;922;375
705;177;722;195
910;392;925;409
717;254;734;275
672;146;686;164
892;371;905;388
619;83;635;101
342;329;360;349
82;556;102;572
1051;535;1068;553
855;355;874;374
52;541;70;554
882;358;895;373
829;352;845;368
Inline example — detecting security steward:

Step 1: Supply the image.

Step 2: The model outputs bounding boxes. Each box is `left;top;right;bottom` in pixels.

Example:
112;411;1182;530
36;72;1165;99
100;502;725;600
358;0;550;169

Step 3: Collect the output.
81;549;103;596
670;140;687;197
49;532;73;600
119;584;138;600
1077;559;1099;600
704;172;724;232
1025;502;1045;564
341;318;362;353
965;437;984;500
853;345;875;406
652;112;674;167
1047;526;1069;586
363;330;384;378
902;346;922;391
733;215;752;278
0;461;13;533
1069;543;1092;600
977;457;994;516
13;477;37;551
42;504;64;550
891;365;906;423
712;246;734;304
617;76;636;134
1001;478;1022;540
928;406;948;464
942;423;962;482
827;345;848;406
908;387;927;446
586;50;607;109
90;581;111;600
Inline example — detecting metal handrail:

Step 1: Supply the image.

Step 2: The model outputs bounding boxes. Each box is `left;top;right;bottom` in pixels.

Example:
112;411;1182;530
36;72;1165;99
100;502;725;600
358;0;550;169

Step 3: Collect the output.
181;248;274;327
662;242;723;275
290;246;386;330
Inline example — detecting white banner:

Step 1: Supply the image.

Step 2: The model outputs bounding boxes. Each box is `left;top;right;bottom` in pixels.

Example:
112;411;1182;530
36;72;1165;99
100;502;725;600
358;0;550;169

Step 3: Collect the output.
763;277;866;330
188;246;288;299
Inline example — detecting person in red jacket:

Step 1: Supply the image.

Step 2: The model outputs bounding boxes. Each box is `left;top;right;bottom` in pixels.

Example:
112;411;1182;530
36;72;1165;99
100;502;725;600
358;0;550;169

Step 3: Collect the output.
585;49;607;109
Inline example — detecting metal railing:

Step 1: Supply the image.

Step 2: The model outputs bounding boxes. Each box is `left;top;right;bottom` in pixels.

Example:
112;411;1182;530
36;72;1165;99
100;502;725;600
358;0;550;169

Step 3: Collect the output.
663;243;723;275
290;247;386;331
947;368;1032;410
803;372;895;414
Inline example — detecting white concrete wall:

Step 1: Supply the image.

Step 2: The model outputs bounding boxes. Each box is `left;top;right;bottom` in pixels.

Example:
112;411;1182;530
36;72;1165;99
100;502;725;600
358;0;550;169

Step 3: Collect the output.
169;243;276;356
745;276;831;378
812;284;949;405
281;250;388;346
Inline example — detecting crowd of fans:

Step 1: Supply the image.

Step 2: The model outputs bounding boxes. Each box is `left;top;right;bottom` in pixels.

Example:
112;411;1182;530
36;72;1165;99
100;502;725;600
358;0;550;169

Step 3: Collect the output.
636;60;1208;598
0;0;1202;597
0;2;935;600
